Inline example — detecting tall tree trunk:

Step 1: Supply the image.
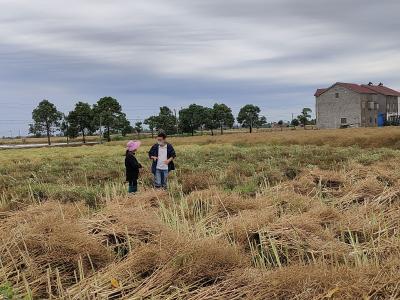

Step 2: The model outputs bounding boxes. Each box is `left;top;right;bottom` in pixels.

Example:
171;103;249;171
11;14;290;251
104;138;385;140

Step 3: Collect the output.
46;123;51;145
107;126;111;142
82;130;86;143
249;125;252;133
151;129;154;138
220;124;223;135
66;122;69;144
211;128;214;136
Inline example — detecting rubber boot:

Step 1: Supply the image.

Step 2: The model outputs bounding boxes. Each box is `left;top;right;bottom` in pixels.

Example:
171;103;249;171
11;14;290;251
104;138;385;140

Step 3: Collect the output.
128;185;138;193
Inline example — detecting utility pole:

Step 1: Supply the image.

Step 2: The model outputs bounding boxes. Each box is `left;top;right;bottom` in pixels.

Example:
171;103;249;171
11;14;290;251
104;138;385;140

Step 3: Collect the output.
174;108;179;135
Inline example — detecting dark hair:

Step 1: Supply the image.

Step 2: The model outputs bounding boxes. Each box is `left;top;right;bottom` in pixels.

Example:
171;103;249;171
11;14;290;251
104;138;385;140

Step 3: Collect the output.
157;132;167;139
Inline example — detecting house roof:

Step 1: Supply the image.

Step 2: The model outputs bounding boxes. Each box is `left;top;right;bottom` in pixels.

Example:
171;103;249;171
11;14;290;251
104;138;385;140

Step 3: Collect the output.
337;83;377;94
314;88;327;97
361;84;400;97
314;82;376;97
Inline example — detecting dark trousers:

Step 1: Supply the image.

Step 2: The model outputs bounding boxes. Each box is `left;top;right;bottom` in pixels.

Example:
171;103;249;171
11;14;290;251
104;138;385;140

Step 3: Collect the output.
128;179;138;193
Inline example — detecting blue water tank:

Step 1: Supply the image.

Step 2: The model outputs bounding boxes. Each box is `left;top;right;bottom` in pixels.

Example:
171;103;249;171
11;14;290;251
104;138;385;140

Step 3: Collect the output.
377;113;385;127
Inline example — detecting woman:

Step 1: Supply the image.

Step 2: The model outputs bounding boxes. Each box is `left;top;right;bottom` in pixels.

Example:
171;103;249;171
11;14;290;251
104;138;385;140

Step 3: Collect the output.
125;140;142;193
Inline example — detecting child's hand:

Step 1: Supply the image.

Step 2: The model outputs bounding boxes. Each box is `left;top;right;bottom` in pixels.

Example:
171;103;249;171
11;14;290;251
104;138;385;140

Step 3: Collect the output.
163;160;169;165
151;156;158;161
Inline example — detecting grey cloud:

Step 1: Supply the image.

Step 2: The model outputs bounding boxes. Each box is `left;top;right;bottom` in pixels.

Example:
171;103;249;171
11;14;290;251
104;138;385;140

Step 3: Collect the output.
0;0;399;136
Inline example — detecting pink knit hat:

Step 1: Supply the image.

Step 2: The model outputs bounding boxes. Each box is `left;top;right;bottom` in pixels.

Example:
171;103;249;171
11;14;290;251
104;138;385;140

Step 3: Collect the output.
126;140;141;152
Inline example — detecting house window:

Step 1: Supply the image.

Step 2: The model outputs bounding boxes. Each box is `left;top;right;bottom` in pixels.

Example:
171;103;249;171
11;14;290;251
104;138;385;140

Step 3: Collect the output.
341;118;347;124
335;93;339;98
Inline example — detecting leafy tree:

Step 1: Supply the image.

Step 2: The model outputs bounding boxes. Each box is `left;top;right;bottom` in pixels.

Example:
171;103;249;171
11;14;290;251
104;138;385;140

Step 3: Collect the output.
257;116;267;128
179;104;207;136
30;99;63;145
134;121;143;137
60;115;79;142
93;97;127;141
291;118;300;127
121;124;134;136
197;106;214;135
277;120;284;126
212;103;234;135
203;107;219;136
28;123;43;138
152;106;177;135
237;104;264;133
179;107;195;136
144;116;157;138
66;102;94;143
297;108;312;129
277;120;285;131
117;114;132;136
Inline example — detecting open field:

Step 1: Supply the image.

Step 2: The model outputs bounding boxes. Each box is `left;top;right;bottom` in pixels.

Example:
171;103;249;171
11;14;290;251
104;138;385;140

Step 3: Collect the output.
161;127;400;149
0;125;319;146
1;128;400;299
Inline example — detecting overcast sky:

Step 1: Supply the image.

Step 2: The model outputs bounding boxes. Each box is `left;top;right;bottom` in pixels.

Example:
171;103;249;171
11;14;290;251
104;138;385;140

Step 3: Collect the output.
1;0;400;136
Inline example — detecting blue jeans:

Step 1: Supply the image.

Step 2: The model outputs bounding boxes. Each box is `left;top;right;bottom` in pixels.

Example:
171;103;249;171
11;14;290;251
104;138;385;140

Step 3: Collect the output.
155;169;168;189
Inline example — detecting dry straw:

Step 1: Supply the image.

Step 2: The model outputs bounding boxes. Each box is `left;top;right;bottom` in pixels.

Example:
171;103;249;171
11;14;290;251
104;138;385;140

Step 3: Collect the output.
1;129;400;299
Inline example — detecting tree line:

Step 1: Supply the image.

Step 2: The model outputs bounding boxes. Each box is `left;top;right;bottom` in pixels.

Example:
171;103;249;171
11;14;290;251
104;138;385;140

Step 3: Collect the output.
29;97;312;145
30;97;132;144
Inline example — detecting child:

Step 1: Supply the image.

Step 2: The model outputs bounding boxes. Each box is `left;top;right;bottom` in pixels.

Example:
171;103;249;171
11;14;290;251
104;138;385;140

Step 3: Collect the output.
148;132;176;189
125;140;142;193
